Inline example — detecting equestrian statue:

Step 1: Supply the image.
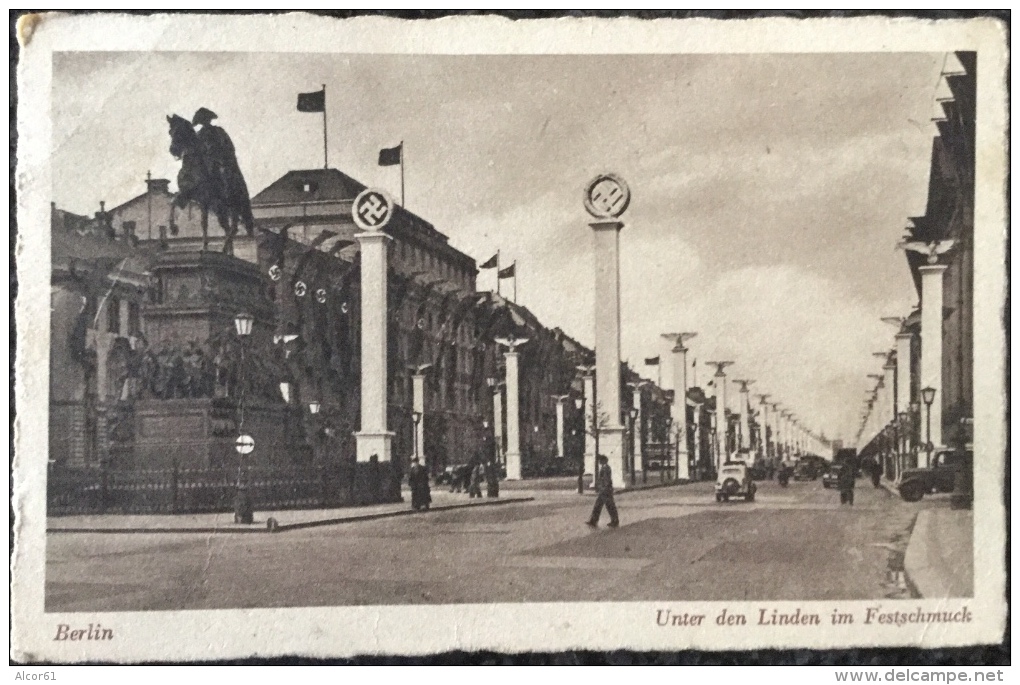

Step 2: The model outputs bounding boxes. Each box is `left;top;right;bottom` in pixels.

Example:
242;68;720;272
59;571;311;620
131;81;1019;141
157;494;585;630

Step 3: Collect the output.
166;108;255;254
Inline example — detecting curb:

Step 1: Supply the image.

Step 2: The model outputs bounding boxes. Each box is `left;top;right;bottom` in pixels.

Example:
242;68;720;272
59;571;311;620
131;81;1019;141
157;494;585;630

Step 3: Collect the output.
575;479;693;497
616;479;691;495
903;509;939;597
879;478;900;498
46;496;536;535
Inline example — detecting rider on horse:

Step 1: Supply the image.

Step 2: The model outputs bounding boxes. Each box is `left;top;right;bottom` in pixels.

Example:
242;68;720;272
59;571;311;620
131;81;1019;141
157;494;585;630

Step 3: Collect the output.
192;107;237;198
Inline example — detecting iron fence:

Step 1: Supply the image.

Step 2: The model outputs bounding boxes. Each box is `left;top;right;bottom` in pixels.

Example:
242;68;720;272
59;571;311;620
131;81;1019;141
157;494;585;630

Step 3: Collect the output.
47;463;355;516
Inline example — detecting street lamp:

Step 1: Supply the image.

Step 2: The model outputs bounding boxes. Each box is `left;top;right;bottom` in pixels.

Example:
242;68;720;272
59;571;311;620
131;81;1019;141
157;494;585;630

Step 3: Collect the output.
921;386;936;466
574;395;586;494
628;406;639;486
233;312;254;337
897;410;909;479
233;312;254;525
412;410;423;462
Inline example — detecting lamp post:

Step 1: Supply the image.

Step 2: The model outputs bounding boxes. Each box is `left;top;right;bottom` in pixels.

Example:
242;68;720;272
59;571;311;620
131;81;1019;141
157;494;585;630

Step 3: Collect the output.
921;386;936;468
232;312;254;525
412;410;422;463
628;406;639;486
574;396;585;494
897;410;909;480
307;399;321;463
909;401;921;469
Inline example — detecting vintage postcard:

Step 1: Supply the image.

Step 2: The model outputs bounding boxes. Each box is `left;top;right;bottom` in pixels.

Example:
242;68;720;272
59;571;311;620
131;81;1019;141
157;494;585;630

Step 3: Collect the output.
12;13;1008;662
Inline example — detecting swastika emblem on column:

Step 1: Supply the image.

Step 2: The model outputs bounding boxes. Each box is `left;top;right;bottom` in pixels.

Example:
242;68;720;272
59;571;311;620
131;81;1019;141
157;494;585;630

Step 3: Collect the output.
352;188;395;230
583;173;631;219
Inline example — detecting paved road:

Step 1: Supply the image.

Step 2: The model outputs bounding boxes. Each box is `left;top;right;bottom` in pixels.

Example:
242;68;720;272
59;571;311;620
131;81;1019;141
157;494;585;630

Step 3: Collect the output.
46;478;939;611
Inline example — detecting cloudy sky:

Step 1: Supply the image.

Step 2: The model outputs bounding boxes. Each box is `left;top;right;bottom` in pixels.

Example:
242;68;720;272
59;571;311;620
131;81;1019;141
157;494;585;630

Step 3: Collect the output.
52;51;954;442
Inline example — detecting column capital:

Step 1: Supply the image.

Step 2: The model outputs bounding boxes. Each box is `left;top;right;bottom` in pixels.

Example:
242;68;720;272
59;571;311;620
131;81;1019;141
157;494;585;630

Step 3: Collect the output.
895;331;915;341
589;220;624;233
354;229;393;244
918;263;949;275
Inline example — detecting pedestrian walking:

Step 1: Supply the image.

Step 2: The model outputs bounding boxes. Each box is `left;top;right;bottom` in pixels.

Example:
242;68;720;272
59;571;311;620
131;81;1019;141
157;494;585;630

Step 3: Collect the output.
838;459;856;506
586;454;619;528
870;458;882;489
485;459;500;498
469;461;486;499
450;463;469;493
408;457;431;511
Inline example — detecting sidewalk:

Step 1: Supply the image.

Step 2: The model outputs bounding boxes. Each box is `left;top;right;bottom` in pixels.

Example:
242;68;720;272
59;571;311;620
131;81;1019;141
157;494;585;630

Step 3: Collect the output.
500;474;692;495
903;508;974;598
47;487;534;535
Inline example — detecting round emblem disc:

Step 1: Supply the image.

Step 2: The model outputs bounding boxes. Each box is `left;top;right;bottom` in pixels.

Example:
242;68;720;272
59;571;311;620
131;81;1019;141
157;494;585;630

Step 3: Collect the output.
583;173;631;219
352;188;395;231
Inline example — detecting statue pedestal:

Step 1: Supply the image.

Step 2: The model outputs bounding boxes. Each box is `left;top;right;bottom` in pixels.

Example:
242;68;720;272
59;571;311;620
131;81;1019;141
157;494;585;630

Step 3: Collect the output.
134;398;290;470
136;251;289;471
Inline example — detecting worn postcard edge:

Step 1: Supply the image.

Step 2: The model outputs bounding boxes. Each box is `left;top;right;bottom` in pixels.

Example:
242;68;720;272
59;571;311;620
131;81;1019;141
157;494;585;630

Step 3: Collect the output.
12;13;1009;662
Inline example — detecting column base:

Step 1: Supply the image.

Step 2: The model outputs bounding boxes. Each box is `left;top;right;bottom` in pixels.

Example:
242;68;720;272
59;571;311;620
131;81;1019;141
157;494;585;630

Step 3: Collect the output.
505;451;522;480
677;450;690;481
599;426;627;489
354;431;401;503
355;431;394;463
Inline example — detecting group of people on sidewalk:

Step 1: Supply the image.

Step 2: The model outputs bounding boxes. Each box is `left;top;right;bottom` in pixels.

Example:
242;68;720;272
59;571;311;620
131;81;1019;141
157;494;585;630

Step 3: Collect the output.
449;457;500;499
407;455;501;512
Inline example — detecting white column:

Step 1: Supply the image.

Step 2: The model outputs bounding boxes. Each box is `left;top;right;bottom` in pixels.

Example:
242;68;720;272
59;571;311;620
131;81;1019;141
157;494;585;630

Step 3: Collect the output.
555;396;566;458
714;373;728;471
692;402;702;478
591;220;626;489
919;264;946;463
757;395;770;463
492;385;504;464
735;380;753;450
672;342;691;480
412;372;426;464
504;350;522;480
581;372;595;478
354;229;393;463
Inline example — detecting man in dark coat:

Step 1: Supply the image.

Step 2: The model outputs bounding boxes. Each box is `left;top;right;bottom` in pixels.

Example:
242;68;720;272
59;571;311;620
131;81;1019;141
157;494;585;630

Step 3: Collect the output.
838;459;856;506
408;458;431;511
586;454;619;528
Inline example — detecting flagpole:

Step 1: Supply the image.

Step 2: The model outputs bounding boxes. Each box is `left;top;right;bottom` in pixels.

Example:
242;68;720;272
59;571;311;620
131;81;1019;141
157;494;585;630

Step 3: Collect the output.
399;140;405;206
496;249;501;297
322;84;328;169
513;261;517;303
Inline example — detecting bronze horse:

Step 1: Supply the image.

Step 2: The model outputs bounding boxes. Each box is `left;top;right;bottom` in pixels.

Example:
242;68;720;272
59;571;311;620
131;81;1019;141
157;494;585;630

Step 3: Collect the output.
166;113;254;253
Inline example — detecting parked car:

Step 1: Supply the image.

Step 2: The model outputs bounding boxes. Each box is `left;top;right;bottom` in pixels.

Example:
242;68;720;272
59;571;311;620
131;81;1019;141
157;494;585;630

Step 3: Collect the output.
822;464;842;489
897;449;969;502
793;459;819;481
715;461;757;502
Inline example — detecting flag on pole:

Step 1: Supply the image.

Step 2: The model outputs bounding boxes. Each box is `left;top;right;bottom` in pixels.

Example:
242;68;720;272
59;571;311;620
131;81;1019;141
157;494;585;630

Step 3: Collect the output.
644;356;660;366
378;144;403;166
298;86;328;168
479;253;499;269
498;263;516;279
297;89;326;112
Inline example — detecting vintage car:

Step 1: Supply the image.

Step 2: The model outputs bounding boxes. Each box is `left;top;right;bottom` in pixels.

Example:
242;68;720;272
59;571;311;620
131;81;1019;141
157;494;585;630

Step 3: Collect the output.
715;461;757;502
897;449;969;502
821;464;842;488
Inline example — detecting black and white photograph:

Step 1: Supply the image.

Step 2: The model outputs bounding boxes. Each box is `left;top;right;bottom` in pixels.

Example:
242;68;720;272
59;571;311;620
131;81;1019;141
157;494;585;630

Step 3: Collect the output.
12;13;1007;662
